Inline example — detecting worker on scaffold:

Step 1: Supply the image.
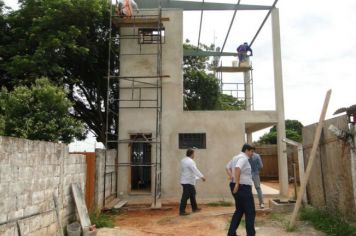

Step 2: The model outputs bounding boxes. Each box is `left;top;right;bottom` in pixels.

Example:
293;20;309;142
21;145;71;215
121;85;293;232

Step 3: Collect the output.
236;42;253;66
116;0;138;18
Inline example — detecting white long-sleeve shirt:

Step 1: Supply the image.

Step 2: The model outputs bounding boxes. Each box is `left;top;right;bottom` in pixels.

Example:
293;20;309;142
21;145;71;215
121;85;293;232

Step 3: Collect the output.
180;157;204;185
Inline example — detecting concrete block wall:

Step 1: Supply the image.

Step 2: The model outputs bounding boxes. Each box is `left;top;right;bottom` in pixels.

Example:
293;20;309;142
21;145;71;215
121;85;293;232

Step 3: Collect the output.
303;115;356;220
94;149;117;210
0;136;86;236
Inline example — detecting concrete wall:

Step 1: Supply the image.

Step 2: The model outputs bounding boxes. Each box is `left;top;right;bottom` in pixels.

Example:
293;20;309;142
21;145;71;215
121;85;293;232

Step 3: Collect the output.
117;9;279;200
0;136;86;236
161;111;277;198
303;115;356;220
94;149;117;210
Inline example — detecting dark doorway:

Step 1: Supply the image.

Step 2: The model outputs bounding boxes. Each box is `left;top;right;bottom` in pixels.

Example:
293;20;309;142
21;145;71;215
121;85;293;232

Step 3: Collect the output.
130;134;152;192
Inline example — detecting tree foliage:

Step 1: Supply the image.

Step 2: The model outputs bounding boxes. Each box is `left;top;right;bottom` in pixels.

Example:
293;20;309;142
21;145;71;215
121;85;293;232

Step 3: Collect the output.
257;119;303;144
0;0;116;145
183;41;244;111
1;0;245;146
184;69;220;110
0;78;86;143
218;94;245;111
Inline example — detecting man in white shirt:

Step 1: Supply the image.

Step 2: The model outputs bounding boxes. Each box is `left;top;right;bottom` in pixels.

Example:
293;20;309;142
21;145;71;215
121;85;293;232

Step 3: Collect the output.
227;144;256;236
226;154;240;209
179;148;206;216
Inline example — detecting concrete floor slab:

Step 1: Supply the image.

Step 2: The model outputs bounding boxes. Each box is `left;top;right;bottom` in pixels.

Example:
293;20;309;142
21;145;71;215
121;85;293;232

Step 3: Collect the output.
253;183;280;196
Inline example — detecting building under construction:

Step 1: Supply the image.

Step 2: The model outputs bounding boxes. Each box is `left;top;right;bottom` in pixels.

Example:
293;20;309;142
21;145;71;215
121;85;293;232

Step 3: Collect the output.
104;0;288;207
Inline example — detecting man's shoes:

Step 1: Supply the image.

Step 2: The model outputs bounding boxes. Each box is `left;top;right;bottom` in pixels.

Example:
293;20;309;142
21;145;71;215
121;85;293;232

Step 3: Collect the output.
179;212;190;216
260;203;265;209
193;208;202;213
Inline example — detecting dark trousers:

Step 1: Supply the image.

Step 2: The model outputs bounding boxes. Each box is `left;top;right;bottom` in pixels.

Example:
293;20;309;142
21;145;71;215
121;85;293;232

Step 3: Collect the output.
227;184;256;236
179;184;198;213
230;182;238;210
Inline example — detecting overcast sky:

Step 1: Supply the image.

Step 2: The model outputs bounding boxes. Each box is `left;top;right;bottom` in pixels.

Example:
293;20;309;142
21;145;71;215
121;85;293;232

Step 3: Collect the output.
3;0;356;150
184;0;356;127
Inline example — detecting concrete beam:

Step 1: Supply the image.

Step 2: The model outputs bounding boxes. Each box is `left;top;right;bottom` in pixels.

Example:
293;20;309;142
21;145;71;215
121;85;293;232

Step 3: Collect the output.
136;0;271;11
183;49;237;57
245;122;275;133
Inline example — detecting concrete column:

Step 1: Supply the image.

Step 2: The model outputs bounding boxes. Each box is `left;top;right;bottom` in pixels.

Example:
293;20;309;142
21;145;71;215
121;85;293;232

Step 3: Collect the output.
246;133;253;144
244;58;252;144
271;8;288;198
350;125;356;210
244;58;252;111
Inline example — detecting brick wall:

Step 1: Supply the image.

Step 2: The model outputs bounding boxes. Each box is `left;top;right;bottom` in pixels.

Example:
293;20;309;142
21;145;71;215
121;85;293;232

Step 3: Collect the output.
0;136;86;236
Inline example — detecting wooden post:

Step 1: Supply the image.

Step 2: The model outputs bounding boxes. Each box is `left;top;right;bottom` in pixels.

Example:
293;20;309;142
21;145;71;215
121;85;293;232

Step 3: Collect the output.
289;89;332;228
293;163;297;200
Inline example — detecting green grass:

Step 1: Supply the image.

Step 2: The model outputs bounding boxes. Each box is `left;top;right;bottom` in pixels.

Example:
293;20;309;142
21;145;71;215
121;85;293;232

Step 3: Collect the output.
286;223;296;232
268;212;286;222
268;212;296;232
89;210;115;228
299;207;356;236
207;200;233;207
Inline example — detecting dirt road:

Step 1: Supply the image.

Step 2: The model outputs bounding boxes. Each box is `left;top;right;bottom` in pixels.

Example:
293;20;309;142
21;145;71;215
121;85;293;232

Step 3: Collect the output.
97;205;324;236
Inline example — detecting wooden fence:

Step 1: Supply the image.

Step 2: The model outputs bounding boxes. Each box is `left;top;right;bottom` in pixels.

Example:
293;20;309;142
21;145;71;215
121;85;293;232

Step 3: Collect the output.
255;145;278;179
255;144;300;182
71;152;96;210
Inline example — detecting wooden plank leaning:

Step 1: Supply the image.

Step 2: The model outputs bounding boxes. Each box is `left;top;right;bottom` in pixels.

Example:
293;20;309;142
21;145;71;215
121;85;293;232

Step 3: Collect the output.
289;89;332;228
71;183;92;229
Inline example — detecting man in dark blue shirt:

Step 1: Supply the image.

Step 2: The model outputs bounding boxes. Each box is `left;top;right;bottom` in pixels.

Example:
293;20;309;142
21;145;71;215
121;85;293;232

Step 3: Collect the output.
236;42;253;65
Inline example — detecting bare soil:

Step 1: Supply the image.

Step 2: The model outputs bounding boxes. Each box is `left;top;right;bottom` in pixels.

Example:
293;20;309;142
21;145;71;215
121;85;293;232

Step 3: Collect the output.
97;205;325;236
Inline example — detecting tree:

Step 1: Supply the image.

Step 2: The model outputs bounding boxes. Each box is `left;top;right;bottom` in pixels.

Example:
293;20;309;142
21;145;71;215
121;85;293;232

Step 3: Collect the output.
218;94;245;111
184;69;220;110
183;42;217;110
257;119;303;144
1;0;243;146
183;41;244;111
0;0;117;145
0;78;86;143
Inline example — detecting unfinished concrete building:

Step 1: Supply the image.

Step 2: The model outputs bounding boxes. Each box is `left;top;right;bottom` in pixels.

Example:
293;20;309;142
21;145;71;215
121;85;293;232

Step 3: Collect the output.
104;1;288;207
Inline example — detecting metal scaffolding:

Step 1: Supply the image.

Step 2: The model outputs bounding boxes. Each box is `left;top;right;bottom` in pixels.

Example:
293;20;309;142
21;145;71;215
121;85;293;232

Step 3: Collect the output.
215;63;254;111
104;3;164;208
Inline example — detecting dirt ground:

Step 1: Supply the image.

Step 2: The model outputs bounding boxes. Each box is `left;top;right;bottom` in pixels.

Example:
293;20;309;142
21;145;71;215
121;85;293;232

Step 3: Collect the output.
97;205;325;236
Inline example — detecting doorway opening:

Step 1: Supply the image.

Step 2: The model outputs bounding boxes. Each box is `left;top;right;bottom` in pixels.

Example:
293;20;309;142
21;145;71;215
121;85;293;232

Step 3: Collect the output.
130;134;152;193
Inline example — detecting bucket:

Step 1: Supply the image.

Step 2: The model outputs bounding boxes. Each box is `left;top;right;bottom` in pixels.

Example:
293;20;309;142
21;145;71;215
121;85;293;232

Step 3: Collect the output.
67;222;81;236
232;60;238;67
